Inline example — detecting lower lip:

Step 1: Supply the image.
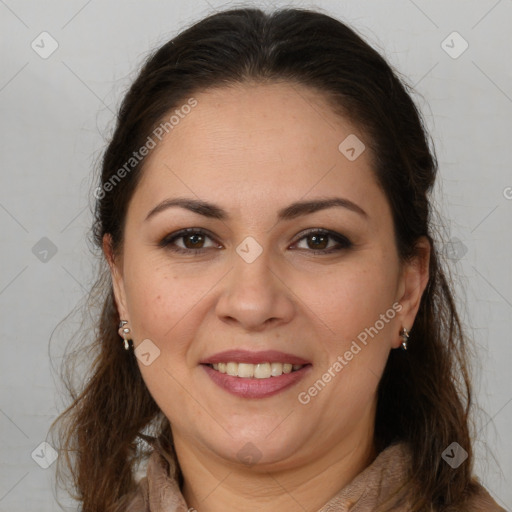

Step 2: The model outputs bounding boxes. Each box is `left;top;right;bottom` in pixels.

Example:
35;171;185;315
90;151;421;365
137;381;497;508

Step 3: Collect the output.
202;364;311;399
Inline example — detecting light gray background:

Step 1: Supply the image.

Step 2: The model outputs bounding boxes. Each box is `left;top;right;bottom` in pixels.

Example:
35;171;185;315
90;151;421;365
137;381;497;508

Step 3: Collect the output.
1;0;511;510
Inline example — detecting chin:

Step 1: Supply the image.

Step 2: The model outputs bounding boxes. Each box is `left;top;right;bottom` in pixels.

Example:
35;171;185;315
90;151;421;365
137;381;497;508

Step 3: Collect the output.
199;423;309;470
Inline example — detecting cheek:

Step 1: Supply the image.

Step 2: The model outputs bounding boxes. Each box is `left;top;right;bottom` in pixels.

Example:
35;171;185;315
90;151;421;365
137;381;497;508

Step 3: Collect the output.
301;253;399;418
122;255;203;345
312;256;399;344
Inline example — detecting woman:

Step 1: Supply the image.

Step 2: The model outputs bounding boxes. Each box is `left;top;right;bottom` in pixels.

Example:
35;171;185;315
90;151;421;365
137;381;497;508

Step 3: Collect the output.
52;7;506;512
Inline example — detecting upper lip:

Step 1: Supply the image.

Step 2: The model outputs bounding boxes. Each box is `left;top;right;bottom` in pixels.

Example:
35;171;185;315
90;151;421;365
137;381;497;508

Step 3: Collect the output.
200;350;310;366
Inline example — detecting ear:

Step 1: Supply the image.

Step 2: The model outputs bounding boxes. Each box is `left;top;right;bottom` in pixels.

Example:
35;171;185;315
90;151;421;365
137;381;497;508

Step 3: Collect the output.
393;236;431;348
102;233;129;321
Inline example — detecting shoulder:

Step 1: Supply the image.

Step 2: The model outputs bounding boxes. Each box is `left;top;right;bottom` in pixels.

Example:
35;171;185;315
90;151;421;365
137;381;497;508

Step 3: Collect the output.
455;479;508;512
375;443;507;512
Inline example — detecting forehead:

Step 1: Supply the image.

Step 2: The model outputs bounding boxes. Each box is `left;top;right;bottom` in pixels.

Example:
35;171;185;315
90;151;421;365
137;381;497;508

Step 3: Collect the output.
163;81;357;167
130;81;386;226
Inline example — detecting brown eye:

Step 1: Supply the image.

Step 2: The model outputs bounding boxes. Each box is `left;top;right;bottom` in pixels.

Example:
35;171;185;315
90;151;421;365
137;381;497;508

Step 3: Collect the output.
159;228;220;254
306;232;329;250
182;233;206;249
292;229;352;254
160;228;352;256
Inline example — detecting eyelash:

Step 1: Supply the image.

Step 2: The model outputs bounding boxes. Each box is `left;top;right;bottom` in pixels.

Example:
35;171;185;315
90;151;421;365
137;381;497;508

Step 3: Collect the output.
158;228;353;255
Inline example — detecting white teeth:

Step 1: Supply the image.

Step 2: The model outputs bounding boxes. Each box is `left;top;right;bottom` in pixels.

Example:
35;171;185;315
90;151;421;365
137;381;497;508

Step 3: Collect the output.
238;363;254;378
271;362;283;377
254;363;271;379
210;361;304;378
226;362;238;376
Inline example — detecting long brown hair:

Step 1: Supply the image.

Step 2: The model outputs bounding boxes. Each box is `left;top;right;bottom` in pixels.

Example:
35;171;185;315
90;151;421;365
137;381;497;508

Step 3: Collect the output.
51;7;482;511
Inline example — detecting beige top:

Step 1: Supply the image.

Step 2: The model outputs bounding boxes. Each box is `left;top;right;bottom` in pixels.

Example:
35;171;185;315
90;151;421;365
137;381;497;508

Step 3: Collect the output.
124;441;506;511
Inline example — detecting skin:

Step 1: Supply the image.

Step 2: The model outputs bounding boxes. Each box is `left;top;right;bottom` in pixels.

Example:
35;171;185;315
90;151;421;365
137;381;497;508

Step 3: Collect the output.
104;81;430;511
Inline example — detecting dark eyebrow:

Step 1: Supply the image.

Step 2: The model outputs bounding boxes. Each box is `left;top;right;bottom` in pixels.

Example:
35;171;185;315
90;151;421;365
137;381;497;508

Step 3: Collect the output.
144;196;368;222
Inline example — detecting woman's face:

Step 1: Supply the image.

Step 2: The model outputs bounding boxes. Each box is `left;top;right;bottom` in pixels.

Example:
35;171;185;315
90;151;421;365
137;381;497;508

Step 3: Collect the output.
106;82;429;470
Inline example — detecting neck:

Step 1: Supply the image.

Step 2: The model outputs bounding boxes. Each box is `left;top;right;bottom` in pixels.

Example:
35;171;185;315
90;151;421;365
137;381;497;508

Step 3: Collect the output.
175;427;376;512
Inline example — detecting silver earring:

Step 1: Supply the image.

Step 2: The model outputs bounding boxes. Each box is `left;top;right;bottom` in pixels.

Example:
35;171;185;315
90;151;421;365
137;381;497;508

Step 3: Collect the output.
118;320;131;350
400;327;410;350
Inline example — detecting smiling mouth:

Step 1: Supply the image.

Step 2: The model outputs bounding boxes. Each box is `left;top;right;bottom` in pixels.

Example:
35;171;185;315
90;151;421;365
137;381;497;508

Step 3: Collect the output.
206;362;305;378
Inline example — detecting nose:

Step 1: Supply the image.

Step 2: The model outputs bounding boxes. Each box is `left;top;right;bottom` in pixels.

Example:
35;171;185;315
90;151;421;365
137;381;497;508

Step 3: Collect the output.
214;247;295;332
